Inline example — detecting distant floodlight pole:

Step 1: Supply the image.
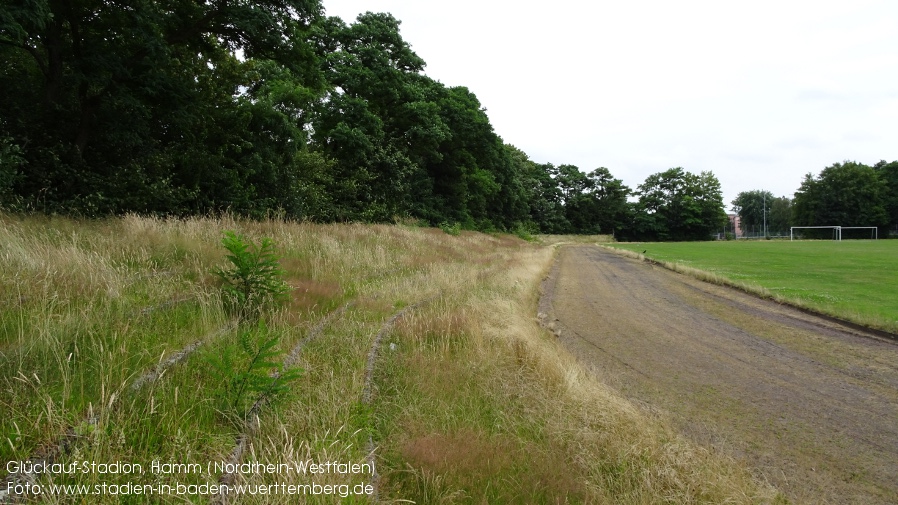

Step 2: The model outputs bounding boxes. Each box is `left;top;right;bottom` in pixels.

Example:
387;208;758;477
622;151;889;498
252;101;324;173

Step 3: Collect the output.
763;192;767;238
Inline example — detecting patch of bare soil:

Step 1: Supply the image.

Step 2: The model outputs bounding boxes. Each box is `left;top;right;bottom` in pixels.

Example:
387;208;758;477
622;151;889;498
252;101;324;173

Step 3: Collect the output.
540;245;898;505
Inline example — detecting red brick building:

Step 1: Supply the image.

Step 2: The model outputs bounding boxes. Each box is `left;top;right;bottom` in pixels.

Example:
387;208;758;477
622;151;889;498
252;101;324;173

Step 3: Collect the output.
727;213;743;237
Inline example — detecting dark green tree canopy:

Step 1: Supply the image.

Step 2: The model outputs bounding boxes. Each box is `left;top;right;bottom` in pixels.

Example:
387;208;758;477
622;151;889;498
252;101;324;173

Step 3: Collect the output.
768;196;792;234
308;12;526;227
4;3;739;240
507;151;568;234
634;168;727;241
1;0;327;215
731;190;774;234
792;161;888;230
558;166;631;235
873;160;898;231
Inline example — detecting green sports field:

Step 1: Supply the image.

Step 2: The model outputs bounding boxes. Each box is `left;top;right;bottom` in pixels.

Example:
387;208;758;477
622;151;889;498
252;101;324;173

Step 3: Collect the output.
608;240;898;334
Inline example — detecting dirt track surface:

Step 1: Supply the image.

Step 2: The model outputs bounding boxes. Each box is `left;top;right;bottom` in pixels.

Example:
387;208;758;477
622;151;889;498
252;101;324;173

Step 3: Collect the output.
540;245;898;505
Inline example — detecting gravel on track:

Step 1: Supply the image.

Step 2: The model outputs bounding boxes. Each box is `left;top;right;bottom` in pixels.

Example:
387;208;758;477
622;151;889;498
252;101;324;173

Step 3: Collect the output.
540;245;898;505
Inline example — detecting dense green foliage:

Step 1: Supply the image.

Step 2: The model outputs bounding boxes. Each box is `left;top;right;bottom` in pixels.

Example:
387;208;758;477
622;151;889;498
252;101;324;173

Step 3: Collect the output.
2;1;732;239
768;196;792;235
3;4;896;240
1;0;327;216
609;240;898;333
731;190;774;234
731;190;793;237
0;133;23;209
874;160;898;233
629;168;728;241
792;161;894;237
733;159;898;239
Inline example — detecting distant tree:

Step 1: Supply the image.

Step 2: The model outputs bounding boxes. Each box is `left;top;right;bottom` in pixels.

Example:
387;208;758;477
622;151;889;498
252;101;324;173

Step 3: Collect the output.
514;157;569;233
791;173;820;228
311;13;527;229
556;164;595;233
633;168;727;241
311;12;428;221
554;165;590;203
873;160;898;233
562;167;632;235
768;196;792;235
430;84;518;229
507;161;632;235
731;190;774;236
584;167;632;236
505;145;562;232
792;161;888;231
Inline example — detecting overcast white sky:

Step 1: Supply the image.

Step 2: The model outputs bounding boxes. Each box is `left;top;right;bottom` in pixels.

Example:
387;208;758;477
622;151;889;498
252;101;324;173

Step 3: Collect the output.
322;0;898;208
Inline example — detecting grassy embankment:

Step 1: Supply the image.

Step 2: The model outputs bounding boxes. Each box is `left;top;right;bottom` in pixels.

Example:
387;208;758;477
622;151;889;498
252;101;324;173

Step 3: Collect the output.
1;213;781;504
607;240;898;334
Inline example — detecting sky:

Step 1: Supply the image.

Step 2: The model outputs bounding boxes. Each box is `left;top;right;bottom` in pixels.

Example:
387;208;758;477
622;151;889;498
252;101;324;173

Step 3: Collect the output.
321;0;898;208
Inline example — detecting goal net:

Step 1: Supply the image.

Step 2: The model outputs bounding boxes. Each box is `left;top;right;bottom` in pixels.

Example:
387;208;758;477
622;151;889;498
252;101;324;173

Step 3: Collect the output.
841;227;879;240
790;226;878;241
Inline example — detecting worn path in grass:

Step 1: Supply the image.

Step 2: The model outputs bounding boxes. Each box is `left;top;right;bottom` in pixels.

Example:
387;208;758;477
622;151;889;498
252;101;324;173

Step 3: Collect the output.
542;245;898;505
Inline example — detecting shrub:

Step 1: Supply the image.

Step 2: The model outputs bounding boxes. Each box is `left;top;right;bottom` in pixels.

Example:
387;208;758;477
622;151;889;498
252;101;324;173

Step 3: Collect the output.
0;136;24;211
207;320;301;416
214;231;290;320
439;221;461;236
513;222;539;241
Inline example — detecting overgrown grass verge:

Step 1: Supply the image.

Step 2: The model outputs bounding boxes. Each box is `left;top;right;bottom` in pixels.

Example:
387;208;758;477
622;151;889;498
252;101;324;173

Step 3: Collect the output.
1;213;780;503
605;241;898;335
370;244;781;504
536;233;615;246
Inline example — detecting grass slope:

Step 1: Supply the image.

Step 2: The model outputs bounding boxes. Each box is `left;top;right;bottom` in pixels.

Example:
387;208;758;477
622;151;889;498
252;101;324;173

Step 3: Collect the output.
0;214;780;504
608;240;898;334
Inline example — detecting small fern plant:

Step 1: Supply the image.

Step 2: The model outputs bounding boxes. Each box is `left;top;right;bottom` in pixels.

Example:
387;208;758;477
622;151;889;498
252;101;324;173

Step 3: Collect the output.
208;321;301;415
214;231;290;320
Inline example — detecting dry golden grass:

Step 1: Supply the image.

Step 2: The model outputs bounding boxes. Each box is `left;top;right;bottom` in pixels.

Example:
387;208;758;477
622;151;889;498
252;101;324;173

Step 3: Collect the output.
536;233;616;246
0;213;780;504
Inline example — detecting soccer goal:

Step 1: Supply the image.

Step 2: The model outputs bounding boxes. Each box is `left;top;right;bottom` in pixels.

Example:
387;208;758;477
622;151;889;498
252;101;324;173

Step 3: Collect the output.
790;226;878;241
841;226;878;239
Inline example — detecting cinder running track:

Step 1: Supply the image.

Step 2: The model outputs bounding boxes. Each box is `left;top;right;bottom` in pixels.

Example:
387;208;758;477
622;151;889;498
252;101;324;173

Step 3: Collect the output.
541;246;898;504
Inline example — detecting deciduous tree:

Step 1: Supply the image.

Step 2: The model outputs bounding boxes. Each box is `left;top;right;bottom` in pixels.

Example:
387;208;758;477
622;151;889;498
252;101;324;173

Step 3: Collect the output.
768;196;792;235
792;161;888;230
731;190;774;236
633;168;727;241
873;160;898;233
1;0;325;215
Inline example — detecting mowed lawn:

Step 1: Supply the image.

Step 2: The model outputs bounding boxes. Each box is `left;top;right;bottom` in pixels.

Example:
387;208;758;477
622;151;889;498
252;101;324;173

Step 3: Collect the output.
608;240;898;333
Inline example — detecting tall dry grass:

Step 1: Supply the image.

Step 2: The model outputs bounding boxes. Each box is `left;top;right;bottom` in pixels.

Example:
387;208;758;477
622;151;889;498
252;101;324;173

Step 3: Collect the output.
375;238;782;503
0;213;781;504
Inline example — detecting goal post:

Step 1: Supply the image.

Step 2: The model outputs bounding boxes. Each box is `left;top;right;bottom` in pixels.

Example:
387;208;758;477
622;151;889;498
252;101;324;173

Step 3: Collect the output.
790;226;841;241
840;226;878;240
790;226;879;241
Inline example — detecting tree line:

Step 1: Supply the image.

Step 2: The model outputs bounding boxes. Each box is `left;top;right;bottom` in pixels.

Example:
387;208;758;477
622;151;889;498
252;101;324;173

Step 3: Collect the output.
732;160;898;238
1;1;728;240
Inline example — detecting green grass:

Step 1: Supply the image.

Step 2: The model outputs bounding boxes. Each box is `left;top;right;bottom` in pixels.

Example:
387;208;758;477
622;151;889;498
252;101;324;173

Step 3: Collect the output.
608;240;898;333
0;213;781;504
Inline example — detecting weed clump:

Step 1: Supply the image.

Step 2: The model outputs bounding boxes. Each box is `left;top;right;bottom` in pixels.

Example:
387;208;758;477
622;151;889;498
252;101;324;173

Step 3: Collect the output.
439;221;461;236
